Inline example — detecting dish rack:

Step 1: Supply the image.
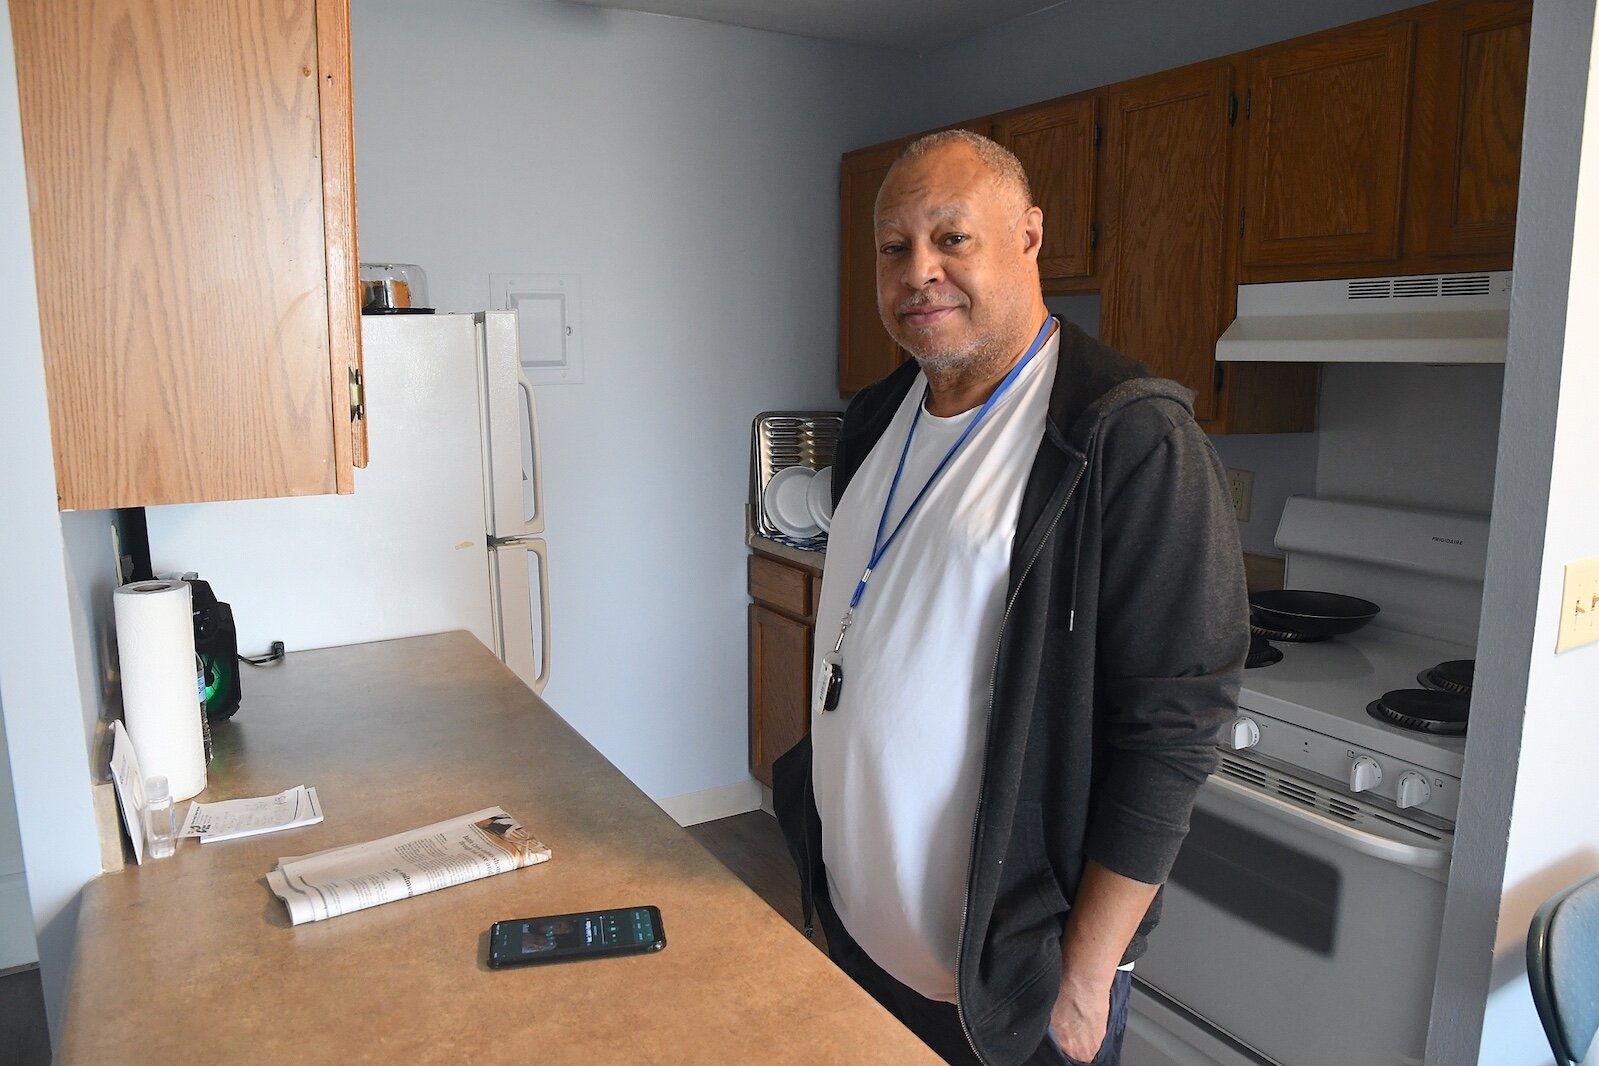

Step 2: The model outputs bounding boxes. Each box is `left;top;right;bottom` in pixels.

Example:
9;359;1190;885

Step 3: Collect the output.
750;411;843;543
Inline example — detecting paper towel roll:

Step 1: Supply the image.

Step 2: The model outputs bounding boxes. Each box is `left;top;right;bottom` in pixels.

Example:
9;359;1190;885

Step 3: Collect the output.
114;579;207;801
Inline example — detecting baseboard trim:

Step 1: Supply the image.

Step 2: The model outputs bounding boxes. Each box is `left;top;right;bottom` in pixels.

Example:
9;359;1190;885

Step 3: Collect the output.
657;778;764;827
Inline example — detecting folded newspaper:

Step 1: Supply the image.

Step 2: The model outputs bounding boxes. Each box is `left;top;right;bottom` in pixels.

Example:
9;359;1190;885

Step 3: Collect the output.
265;807;551;926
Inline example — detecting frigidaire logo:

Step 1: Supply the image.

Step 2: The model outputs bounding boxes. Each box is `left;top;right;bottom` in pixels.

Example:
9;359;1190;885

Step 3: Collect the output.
1431;536;1465;545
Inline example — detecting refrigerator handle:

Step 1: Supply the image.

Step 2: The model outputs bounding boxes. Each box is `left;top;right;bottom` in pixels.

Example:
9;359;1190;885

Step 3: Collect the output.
518;370;545;535
527;538;551;695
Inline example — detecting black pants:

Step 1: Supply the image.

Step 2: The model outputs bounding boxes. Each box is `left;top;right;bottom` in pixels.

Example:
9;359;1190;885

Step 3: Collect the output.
817;893;1131;1066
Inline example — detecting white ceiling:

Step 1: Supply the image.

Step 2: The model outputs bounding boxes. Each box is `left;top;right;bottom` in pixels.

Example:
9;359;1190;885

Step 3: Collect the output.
558;0;1067;52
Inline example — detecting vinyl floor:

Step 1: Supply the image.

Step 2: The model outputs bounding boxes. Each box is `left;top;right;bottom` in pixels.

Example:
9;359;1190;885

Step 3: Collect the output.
686;808;827;952
0;966;50;1066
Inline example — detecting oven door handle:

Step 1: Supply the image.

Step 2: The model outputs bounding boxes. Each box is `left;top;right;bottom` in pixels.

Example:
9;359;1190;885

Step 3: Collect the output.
1203;774;1452;872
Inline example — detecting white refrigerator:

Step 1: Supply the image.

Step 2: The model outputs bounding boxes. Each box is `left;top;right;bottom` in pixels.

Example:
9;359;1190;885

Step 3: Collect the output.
146;311;550;694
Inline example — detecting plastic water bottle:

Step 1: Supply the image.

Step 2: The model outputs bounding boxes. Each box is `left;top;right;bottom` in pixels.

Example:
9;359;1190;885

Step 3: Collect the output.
144;775;176;860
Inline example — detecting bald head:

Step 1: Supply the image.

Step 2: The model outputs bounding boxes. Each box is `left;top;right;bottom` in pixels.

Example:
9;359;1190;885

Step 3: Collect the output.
887;130;1033;219
870;128;1050;411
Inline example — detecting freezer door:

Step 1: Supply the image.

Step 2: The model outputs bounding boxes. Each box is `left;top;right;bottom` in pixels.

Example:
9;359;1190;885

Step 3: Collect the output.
488;537;550;694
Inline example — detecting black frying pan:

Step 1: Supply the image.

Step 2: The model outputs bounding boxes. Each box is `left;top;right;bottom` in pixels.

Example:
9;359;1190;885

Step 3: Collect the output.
1249;590;1380;641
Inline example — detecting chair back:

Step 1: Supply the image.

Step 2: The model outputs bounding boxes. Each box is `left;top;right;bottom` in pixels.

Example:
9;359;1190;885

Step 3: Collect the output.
1528;872;1599;1065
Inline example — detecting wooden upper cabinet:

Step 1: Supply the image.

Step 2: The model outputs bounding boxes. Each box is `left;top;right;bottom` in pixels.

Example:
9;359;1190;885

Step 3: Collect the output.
995;94;1099;284
1101;64;1235;424
1242;20;1417;268
1417;0;1532;259
11;0;363;510
839;140;907;396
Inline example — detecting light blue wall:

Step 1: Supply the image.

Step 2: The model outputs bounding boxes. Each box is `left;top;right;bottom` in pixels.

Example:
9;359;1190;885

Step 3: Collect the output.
327;0;922;807
0;0;108;1042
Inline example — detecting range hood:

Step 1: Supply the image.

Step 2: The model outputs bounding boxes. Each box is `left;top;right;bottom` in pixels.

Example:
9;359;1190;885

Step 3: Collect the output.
1216;270;1511;363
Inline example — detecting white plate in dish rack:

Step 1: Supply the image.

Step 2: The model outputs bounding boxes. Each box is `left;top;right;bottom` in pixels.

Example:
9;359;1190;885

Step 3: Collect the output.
807;467;834;533
764;466;821;538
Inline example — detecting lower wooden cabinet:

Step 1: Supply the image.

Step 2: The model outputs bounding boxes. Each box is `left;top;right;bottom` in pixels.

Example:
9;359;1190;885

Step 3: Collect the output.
747;551;819;788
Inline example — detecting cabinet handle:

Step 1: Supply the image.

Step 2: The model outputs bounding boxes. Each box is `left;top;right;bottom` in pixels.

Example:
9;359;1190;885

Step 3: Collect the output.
1228;92;1238;126
1090;222;1099;250
349;367;365;421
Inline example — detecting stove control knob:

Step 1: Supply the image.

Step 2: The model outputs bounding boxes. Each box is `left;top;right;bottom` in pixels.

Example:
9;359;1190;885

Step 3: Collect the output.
1225;716;1261;751
1397;771;1432;809
1349;756;1383;793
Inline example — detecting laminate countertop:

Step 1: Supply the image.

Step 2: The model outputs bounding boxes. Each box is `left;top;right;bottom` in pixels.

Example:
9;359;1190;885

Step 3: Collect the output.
60;631;938;1065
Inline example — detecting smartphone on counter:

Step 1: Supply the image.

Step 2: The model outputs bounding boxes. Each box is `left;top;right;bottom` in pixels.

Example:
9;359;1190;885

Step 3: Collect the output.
487;905;666;969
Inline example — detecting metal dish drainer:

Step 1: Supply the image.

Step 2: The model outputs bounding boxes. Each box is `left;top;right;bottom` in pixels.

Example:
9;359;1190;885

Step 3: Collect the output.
750;411;843;544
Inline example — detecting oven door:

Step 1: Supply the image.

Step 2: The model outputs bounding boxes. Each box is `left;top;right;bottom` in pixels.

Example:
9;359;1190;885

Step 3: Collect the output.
1133;763;1452;1066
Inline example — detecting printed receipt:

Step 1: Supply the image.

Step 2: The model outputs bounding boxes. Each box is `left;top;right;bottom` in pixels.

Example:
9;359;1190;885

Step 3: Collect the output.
180;785;324;843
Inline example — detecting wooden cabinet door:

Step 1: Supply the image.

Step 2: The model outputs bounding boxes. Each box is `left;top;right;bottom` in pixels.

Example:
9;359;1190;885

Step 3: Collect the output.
749;604;812;789
1242;20;1416;268
12;0;361;510
1101;63;1235;424
839;141;907;396
1421;0;1532;259
996;94;1098;282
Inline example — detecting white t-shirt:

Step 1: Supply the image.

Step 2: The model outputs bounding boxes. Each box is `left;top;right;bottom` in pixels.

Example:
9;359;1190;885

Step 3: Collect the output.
811;331;1059;1002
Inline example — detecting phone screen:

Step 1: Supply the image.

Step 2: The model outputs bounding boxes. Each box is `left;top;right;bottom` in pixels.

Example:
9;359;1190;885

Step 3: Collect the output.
488;906;665;968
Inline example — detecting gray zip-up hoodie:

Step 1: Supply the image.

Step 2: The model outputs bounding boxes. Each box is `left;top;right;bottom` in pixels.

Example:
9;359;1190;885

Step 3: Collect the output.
774;319;1248;1065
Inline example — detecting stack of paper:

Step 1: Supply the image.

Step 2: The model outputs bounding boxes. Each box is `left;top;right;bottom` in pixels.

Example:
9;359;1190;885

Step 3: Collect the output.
181;785;324;844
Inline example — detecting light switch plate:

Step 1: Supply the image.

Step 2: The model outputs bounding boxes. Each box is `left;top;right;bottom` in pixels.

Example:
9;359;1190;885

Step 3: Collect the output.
1227;468;1254;522
1556;555;1599;653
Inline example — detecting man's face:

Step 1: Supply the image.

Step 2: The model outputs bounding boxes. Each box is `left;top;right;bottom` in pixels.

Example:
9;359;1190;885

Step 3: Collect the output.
874;144;1043;371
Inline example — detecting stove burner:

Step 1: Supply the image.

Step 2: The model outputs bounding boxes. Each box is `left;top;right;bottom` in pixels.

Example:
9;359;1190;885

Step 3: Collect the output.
1418;659;1475;695
1367;689;1469;736
1246;632;1284;669
1249;616;1327;643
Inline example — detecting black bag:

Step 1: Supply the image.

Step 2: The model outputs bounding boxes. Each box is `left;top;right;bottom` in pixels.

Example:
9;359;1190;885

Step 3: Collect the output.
189;577;242;721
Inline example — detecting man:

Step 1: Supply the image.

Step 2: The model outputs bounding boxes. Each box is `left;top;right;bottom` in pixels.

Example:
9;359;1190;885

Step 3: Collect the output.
774;130;1247;1066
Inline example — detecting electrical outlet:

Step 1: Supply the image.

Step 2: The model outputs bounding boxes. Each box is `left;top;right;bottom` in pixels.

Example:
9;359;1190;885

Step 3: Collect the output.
1226;468;1254;522
1556;556;1599;653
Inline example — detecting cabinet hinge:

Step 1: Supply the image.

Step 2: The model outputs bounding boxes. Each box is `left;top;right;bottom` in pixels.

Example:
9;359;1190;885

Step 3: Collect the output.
1093;121;1102;149
349;366;365;422
1215;364;1226;393
1090;222;1099;250
1228;92;1238;126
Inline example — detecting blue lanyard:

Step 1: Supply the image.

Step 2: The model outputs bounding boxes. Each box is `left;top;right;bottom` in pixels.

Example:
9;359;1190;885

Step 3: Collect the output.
846;316;1056;615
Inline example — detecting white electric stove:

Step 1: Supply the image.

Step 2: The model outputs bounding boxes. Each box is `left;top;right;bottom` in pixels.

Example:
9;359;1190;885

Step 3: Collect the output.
1227;497;1488;828
1129;497;1490;1066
